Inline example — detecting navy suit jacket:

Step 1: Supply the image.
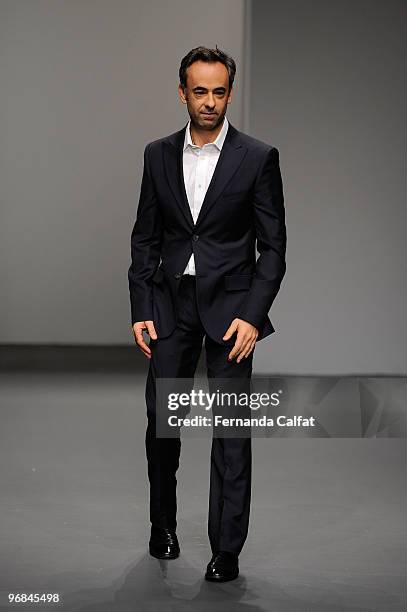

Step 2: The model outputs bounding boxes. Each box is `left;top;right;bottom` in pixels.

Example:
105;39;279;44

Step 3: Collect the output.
128;120;286;346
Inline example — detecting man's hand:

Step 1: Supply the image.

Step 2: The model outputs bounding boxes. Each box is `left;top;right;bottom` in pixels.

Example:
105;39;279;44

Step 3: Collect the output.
223;318;259;363
132;320;157;359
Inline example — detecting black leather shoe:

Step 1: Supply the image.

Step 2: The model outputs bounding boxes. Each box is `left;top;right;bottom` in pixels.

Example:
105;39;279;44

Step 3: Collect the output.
149;526;180;560
205;551;239;582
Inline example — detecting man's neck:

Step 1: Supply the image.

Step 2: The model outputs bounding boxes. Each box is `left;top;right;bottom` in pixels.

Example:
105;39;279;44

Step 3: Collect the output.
190;116;225;147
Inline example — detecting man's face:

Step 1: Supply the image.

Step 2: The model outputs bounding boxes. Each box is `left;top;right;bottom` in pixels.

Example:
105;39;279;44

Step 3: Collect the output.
178;60;232;131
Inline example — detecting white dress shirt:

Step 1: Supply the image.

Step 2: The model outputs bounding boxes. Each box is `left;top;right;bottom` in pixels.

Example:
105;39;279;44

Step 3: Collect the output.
182;115;229;275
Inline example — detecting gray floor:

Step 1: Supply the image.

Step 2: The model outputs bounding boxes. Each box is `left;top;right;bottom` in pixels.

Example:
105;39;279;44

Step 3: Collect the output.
1;347;407;611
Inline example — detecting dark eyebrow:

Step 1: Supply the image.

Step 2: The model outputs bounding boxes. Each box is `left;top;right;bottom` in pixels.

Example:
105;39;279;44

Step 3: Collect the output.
192;86;227;92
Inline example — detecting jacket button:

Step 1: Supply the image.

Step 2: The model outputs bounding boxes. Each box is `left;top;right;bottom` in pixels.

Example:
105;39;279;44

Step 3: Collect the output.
192;234;199;241
174;272;182;279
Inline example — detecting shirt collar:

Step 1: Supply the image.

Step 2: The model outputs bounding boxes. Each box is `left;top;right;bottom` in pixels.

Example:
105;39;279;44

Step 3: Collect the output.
183;115;229;151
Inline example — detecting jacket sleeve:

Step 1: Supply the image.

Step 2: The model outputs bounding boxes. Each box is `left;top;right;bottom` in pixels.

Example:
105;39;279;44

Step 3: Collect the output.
128;143;162;326
237;146;287;330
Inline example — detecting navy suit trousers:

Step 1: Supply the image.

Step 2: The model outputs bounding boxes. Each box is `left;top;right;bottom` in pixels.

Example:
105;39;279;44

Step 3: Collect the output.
145;274;253;555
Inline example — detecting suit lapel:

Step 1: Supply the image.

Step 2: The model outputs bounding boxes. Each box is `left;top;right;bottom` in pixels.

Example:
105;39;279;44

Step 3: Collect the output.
162;124;194;227
162;120;248;228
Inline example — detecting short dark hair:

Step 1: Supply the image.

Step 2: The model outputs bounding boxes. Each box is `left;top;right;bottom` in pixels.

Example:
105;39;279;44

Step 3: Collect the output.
179;45;236;91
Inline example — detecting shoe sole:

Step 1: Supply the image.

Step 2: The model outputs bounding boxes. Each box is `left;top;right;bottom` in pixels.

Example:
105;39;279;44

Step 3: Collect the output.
205;572;239;582
149;546;180;560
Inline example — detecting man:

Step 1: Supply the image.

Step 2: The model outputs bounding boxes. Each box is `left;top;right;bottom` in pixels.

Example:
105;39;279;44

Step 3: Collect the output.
128;46;286;582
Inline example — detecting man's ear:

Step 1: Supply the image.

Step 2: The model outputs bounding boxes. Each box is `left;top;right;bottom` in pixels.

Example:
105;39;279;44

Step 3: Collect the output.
178;84;187;104
227;87;233;104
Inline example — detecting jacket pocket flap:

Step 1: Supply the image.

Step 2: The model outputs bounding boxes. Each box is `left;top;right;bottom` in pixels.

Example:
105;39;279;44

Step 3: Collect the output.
224;274;253;291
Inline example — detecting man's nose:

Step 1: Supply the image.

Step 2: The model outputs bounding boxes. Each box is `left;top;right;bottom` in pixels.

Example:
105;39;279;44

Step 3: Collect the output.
205;93;215;108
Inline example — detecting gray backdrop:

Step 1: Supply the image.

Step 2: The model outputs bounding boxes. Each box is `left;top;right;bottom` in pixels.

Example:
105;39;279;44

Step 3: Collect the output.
1;0;406;375
0;0;246;341
248;0;407;374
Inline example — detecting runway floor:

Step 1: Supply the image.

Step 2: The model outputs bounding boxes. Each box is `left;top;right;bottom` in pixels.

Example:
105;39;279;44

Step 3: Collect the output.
1;346;406;611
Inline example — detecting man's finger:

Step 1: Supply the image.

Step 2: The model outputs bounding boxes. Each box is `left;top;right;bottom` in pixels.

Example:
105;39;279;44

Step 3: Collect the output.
246;336;258;358
237;338;256;362
145;320;157;340
247;339;256;356
133;323;151;357
223;319;238;341
235;335;254;362
137;343;152;359
228;332;246;361
136;335;151;357
236;337;254;362
133;324;145;341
